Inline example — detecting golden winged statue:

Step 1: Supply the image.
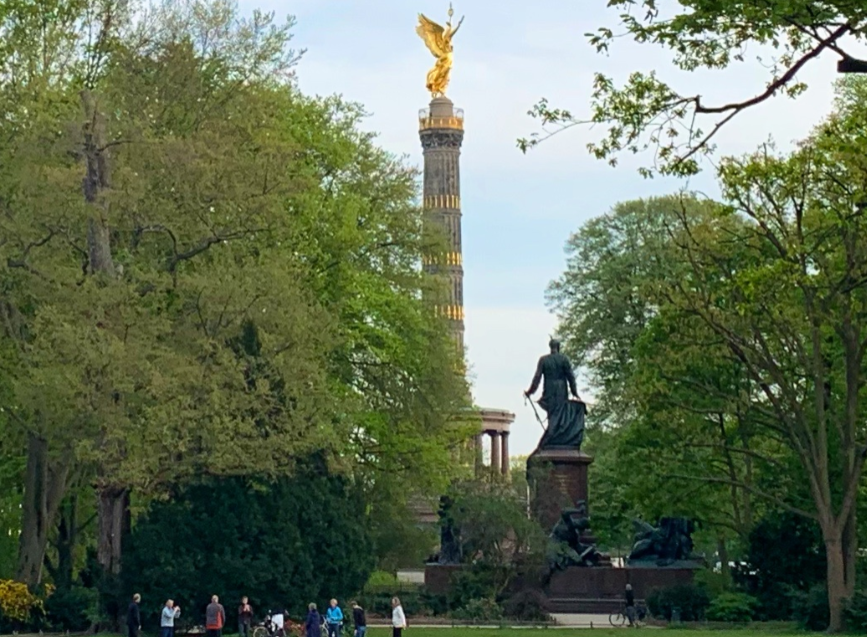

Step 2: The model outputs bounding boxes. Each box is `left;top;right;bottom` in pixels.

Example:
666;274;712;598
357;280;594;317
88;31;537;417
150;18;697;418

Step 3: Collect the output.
416;4;464;97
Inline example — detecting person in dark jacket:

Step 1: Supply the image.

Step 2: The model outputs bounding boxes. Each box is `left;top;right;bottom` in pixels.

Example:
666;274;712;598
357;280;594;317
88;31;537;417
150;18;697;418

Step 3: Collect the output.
350;602;366;637
127;594;142;637
306;603;322;637
625;584;636;626
238;597;254;637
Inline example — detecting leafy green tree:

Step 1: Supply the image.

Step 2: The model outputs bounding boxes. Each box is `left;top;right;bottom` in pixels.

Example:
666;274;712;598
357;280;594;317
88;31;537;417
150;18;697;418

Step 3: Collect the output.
659;81;867;632
448;480;546;600
550;78;867;630
0;0;469;590
519;1;867;176
549;197;775;563
733;512;826;620
122;453;373;625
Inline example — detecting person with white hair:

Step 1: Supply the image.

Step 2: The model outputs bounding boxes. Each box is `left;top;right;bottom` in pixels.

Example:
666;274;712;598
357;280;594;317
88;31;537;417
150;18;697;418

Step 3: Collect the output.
161;599;182;637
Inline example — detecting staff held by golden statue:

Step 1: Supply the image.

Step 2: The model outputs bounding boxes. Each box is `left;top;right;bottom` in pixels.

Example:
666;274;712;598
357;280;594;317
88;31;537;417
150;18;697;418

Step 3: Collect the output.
416;3;464;97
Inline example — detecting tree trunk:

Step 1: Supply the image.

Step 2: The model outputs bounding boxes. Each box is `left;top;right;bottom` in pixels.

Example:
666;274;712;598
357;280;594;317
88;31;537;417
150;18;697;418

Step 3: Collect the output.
18;434;49;585
54;496;78;591
96;486;129;576
17;433;71;585
717;536;731;585
825;529;847;632
843;506;857;599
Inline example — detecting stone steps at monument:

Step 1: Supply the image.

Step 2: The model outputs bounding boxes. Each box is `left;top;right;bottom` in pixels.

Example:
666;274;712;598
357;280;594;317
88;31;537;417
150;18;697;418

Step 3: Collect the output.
546;597;625;614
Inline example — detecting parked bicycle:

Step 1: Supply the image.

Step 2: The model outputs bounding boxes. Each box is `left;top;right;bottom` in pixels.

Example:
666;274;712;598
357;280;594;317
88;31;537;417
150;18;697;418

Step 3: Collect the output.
253;611;304;637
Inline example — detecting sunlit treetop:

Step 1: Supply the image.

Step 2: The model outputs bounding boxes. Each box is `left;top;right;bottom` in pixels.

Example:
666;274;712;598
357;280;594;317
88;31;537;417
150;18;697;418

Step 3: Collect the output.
518;0;867;177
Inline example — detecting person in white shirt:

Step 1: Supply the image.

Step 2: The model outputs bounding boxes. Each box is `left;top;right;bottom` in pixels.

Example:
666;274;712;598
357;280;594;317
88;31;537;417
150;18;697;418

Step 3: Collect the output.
161;599;181;637
390;598;406;637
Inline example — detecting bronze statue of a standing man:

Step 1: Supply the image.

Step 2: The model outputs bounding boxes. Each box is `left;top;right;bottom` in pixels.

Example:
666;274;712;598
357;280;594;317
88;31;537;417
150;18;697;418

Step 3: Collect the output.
525;339;586;450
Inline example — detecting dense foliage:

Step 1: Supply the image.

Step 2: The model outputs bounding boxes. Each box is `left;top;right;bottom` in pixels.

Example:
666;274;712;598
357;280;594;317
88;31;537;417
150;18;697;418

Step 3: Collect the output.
123;455;373;626
0;0;471;620
549;77;867;630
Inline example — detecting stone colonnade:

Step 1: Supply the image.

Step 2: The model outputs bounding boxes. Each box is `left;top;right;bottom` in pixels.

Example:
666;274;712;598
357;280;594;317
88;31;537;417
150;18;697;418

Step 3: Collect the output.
475;408;515;478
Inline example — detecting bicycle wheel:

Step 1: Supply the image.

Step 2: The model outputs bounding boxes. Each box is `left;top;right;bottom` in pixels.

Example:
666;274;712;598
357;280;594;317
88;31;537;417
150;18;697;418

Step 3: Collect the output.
253;626;269;637
609;612;626;627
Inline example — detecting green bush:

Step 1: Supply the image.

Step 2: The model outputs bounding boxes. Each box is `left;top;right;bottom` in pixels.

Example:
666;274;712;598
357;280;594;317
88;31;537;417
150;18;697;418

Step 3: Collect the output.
123;454;374;625
705;592;758;623
646;584;710;621
365;571;399;588
844;589;867;631
450;598;503;622
792;584;828;631
446;567;498;610
501;590;550;622
356;591;424;618
45;585;98;631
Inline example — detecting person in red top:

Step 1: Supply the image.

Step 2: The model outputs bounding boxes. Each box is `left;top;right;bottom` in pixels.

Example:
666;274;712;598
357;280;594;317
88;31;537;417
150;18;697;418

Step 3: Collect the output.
206;595;226;637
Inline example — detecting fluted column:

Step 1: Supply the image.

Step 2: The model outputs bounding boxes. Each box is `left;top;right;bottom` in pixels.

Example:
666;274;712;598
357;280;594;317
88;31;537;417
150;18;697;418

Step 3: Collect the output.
490;431;501;475
501;431;510;477
419;97;465;358
474;433;483;475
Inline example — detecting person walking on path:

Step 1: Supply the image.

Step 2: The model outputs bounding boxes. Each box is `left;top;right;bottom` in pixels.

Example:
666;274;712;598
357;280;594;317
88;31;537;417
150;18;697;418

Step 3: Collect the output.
127;594;142;637
238;597;254;637
161;599;182;637
391;598;406;637
350;602;366;637
306;603;322;637
325;599;343;637
624;584;636;627
206;595;226;637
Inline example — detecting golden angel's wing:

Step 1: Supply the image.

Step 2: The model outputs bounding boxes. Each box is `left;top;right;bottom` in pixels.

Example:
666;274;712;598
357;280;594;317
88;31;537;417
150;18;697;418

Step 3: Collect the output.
416;14;447;58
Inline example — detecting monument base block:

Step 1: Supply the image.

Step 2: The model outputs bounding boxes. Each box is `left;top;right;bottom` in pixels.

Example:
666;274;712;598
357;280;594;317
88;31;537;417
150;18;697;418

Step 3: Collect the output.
424;563;464;595
546;566;697;614
527;448;593;529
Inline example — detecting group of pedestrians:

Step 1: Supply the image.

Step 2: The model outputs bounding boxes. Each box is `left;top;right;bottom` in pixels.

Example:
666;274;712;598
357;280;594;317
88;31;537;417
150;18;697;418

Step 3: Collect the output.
305;597;404;637
126;594;406;637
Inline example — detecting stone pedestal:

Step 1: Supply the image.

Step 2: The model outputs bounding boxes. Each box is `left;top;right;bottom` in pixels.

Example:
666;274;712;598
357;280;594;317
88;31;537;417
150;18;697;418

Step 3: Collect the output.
424;563;464;595
545;566;698;613
527;448;593;529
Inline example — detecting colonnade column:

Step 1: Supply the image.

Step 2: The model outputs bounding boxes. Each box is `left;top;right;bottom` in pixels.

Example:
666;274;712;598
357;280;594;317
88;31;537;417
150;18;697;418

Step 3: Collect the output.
490;431;501;474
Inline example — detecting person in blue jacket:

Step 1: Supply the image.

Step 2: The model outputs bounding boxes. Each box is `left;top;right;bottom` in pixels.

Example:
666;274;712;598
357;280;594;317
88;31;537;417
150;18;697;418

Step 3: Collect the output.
325;599;343;637
306;603;322;637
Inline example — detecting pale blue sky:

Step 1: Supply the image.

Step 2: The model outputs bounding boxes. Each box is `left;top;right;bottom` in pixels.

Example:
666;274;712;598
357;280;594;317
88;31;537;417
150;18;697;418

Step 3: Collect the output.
237;0;864;456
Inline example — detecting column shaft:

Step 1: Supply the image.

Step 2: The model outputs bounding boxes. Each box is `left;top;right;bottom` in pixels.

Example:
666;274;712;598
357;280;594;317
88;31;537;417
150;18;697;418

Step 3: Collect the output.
490;431;501;475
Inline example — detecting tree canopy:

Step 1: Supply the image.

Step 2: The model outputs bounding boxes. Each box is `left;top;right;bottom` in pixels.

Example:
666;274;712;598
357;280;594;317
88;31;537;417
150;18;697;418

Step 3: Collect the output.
519;0;867;176
0;0;472;593
550;77;867;630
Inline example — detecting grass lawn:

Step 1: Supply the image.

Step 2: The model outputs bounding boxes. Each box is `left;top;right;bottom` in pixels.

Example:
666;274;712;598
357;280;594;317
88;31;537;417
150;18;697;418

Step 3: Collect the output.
359;627;808;637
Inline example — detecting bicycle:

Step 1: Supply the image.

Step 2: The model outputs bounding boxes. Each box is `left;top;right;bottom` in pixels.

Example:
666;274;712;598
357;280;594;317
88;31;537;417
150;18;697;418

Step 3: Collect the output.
609;604;646;627
253;611;297;637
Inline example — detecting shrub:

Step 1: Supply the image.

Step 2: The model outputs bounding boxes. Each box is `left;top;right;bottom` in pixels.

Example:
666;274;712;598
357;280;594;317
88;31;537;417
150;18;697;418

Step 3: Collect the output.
450;598;503;622
0;579;46;632
45;585;98;631
844;589;867;631
123;455;374;623
646;583;710;621
705;592;758;623
792;584;828;631
356;591;424;618
447;567;498;610
501;590;550;622
419;590;449;617
365;571;399;589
